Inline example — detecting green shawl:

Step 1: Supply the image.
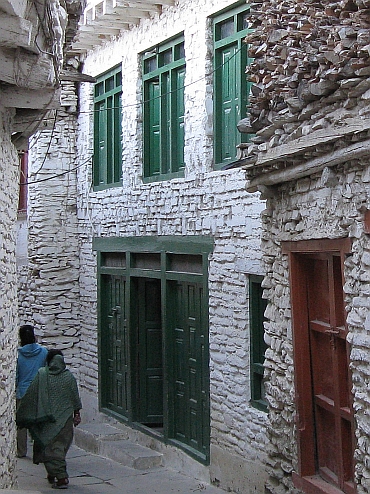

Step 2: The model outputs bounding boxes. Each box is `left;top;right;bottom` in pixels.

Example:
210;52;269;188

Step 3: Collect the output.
16;355;82;448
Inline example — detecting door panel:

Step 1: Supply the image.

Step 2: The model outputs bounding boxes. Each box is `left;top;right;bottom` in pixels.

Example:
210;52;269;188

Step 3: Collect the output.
168;280;208;458
134;278;163;425
101;275;129;417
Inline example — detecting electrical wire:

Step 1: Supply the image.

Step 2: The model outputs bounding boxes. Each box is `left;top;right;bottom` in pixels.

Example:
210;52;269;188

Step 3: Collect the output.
17;42;247;185
20;155;92;186
14;42;247;130
28;110;58;175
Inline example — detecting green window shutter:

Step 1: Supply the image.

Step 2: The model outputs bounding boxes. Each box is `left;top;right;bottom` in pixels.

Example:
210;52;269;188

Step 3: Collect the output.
142;35;185;181
219;44;239;163
213;4;251;169
146;80;161;177
173;68;185;172
249;275;268;412
93;65;122;189
161;71;171;175
94;101;107;186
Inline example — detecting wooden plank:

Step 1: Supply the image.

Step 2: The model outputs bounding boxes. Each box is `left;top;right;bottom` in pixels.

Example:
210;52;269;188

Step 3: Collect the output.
0;86;60;109
247;138;370;191
0;47;55;89
0;14;32;49
0;0;27;17
254;118;370;167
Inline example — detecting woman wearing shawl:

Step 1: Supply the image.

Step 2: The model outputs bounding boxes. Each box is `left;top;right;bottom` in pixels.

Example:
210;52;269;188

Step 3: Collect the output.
17;349;82;490
16;324;48;457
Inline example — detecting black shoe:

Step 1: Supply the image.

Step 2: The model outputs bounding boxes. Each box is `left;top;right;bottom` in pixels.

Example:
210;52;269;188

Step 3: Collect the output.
47;475;55;484
52;478;69;489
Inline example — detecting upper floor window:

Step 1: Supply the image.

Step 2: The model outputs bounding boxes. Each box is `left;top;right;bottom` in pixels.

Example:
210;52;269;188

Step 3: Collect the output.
93;65;122;189
213;3;252;168
142;35;185;182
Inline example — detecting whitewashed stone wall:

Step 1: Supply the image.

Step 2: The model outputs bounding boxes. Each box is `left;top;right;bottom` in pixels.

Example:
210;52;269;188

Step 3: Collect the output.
261;161;370;494
0;105;19;487
19;86;81;373
74;0;268;491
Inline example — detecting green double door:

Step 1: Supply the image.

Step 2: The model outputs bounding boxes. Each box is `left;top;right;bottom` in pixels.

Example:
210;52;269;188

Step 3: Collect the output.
100;274;209;460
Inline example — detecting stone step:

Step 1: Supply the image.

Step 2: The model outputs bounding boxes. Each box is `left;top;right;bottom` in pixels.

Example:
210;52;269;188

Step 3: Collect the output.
74;423;163;470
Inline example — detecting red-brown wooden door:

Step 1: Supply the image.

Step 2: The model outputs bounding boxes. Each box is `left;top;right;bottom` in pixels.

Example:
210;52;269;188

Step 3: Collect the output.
307;253;354;493
285;239;355;494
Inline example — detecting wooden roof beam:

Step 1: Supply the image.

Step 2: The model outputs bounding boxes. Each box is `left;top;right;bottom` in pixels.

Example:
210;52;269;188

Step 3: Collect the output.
0;13;33;50
247;138;370;192
0;86;60;109
0;47;55;89
0;0;28;18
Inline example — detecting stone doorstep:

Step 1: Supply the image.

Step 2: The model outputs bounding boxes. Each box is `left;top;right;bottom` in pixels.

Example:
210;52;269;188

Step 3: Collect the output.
74;423;163;470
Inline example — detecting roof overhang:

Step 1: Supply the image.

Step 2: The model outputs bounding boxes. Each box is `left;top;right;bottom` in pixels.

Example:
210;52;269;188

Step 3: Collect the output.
70;0;176;55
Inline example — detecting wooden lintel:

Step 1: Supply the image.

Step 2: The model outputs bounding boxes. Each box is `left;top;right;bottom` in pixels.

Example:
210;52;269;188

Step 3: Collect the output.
0;86;60;109
247;138;370;191
0;13;33;49
60;69;96;83
0;46;56;89
254;118;370;167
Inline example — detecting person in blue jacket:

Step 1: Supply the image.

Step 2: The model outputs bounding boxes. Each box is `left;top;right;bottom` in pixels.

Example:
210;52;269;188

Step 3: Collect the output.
16;324;48;457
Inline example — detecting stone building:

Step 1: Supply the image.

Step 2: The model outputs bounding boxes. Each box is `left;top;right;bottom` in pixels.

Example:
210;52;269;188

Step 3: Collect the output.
239;2;370;494
0;0;83;487
21;0;269;492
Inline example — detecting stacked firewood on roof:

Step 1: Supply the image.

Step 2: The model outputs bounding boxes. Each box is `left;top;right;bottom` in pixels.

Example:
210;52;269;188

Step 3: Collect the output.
240;0;370;175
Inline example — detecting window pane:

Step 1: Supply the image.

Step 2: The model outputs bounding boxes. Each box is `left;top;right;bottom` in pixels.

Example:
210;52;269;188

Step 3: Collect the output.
237;12;250;32
115;72;122;86
175;42;185;60
160;48;172;67
105;75;115;92
145;57;157;74
220;18;234;39
95;81;104;97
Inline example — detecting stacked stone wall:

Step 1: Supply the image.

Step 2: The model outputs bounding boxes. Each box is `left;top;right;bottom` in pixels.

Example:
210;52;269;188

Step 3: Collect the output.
260;159;370;494
0;105;19;487
20;86;81;373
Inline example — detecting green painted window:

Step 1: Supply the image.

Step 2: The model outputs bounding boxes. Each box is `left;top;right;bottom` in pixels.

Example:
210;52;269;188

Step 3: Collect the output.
213;3;252;168
93;65;122;189
249;275;268;412
142;35;185;181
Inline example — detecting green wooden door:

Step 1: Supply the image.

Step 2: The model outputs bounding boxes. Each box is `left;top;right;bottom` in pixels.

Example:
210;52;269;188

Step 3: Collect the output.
101;275;129;417
133;278;163;425
168;280;209;459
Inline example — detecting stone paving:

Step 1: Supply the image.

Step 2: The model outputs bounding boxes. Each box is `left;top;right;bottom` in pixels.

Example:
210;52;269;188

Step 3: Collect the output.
15;445;227;494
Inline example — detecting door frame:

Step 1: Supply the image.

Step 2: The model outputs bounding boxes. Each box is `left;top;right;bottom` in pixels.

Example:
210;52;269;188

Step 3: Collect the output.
282;238;354;494
94;235;213;464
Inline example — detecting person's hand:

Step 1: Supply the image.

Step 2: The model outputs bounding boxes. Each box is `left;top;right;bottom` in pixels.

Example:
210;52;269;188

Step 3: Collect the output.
73;411;81;427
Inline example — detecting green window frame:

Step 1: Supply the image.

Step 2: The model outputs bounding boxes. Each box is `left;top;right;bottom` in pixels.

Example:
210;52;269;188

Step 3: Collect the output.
93;65;122;190
142;35;185;182
249;275;268;412
213;3;252;169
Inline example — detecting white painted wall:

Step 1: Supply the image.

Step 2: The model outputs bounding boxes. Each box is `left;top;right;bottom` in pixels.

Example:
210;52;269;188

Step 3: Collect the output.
0;104;19;488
